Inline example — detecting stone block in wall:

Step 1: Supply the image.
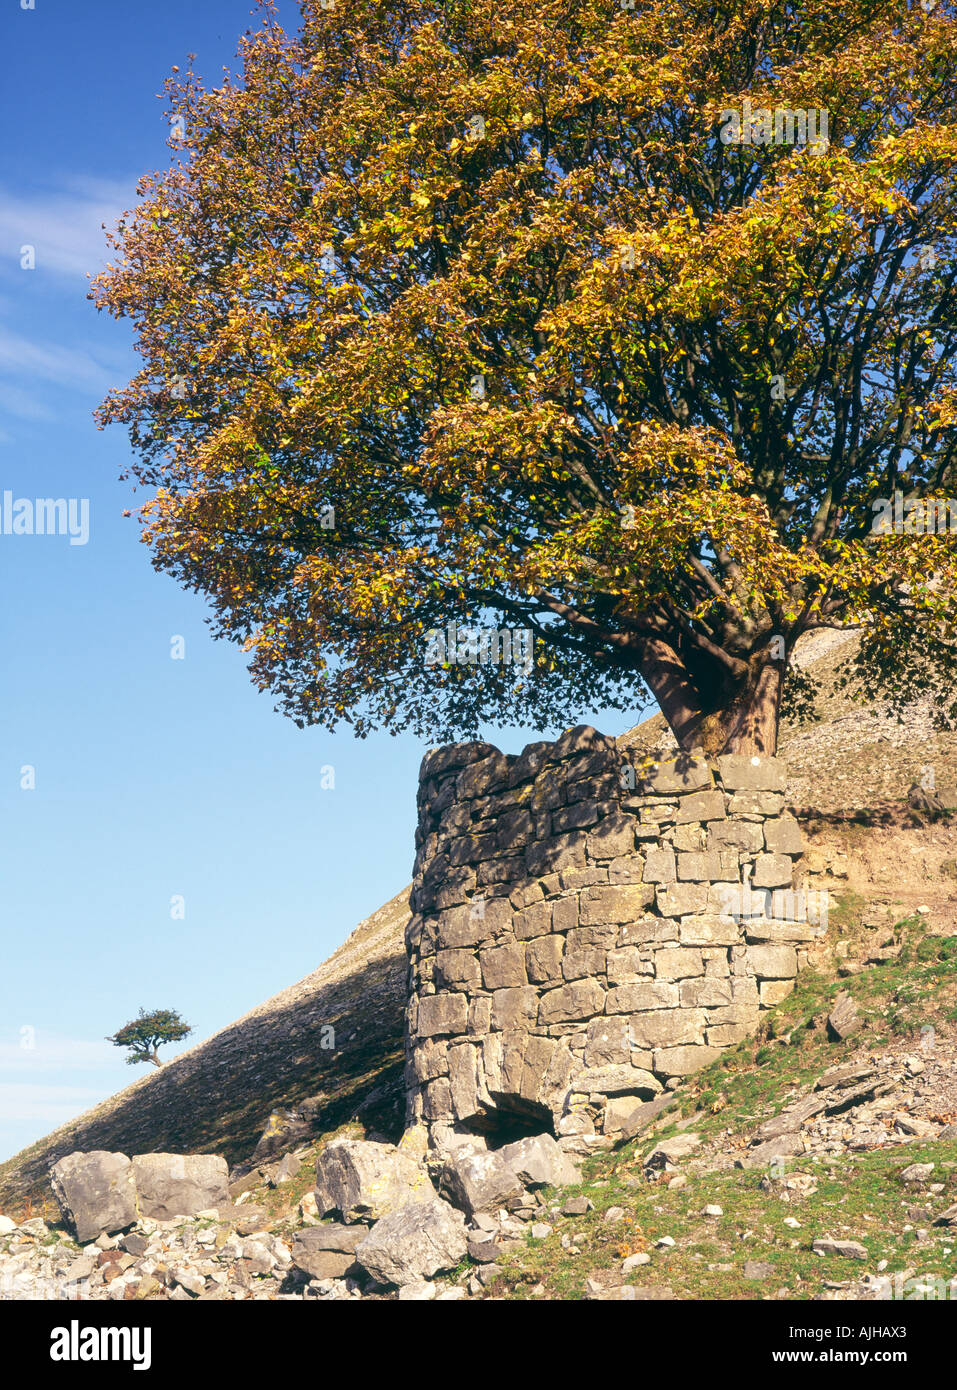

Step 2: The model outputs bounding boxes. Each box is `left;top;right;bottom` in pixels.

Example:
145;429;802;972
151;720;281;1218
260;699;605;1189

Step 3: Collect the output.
563;946;607;980
676;789;727;824
716;754;786;792
760;979;796;1007
496;808;535;851
745;944;798;979
744;918;822;943
570;1065;661;1098
580;883;656;924
703;949;731;978
706;1001;760;1027
619;916;678;945
491;986;539;1031
413;1038;450;1082
560;866;609;891
501;1031;530;1095
751;853;794;889
608;854;647;884
707;1022;753;1046
449;833;498;867
538;978;606;1024
707;819;764;852
675;851;725;881
468;997;492;1034
542;1039;579;1104
477;858;523;887
567;771;618;803
728;790;785;816
420;741;500;781
676;915;742;947
435;949;482;991
431;875;480;913
632;754;713;795
653;1044;722;1076
763;815;804;855
526;934;565;984
586;813;636;860
672;823;706;851
547;725;617;762
553;799;612;833
510;881;543;909
643;846;677;883
448;1043;487;1123
417;994;469;1037
654;946;705;979
630;1009;707;1050
605;981;679;1012
480;942;527;990
552;897;580;934
514;901;553;940
520;1034;558;1105
506;741;551;787
655;882;709;917
423;1076;452;1119
679;977;734;1007
583;1016;632;1066
606;946;645;982
634;820;669;840
456;752;512;799
438;899;510;949
530;778;563;815
525;832;587;877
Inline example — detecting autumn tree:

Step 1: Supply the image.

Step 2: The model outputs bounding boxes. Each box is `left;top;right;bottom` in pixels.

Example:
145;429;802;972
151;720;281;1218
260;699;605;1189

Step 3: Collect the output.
92;0;957;756
106;1008;192;1067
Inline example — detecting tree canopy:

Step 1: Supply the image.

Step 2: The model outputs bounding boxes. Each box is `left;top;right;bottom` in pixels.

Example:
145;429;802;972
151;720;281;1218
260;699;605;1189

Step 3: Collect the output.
106;1008;193;1067
92;0;957;754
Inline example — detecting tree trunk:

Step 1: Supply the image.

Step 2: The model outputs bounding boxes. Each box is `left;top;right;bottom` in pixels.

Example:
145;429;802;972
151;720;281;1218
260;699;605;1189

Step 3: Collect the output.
695;656;784;757
641;639;784;757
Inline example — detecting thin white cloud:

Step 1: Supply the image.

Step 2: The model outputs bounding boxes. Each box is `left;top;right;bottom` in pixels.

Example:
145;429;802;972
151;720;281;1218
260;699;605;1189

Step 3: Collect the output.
0;175;138;281
0;1083;109;1126
0;1033;117;1073
0;328;116;395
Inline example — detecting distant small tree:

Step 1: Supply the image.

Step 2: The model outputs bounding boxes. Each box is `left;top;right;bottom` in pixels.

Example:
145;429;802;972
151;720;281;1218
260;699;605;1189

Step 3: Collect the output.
106;1008;192;1067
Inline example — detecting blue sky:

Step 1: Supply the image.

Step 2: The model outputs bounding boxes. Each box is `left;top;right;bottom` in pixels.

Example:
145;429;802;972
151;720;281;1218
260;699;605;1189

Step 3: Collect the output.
0;0;647;1166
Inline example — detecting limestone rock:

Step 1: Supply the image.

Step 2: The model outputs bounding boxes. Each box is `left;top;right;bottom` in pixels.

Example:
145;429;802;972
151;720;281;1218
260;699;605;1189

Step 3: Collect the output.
291;1224;364;1280
314;1140;427;1223
353;1197;468;1286
50;1151;138;1243
827;992;861;1041
132;1154;229;1221
495;1133;580;1190
439;1149;523;1217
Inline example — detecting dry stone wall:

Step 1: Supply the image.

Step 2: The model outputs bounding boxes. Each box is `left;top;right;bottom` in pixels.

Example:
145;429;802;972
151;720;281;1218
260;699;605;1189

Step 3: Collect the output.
404;726;824;1153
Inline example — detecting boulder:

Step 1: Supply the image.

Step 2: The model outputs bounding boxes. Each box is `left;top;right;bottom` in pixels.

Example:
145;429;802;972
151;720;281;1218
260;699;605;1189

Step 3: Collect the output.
495;1133;580;1190
643;1133;702;1170
291;1223;364;1280
354;1196;468;1286
440;1148;523;1217
50;1151;138;1243
314;1139;427;1223
132;1154;229;1220
827;992;861;1041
